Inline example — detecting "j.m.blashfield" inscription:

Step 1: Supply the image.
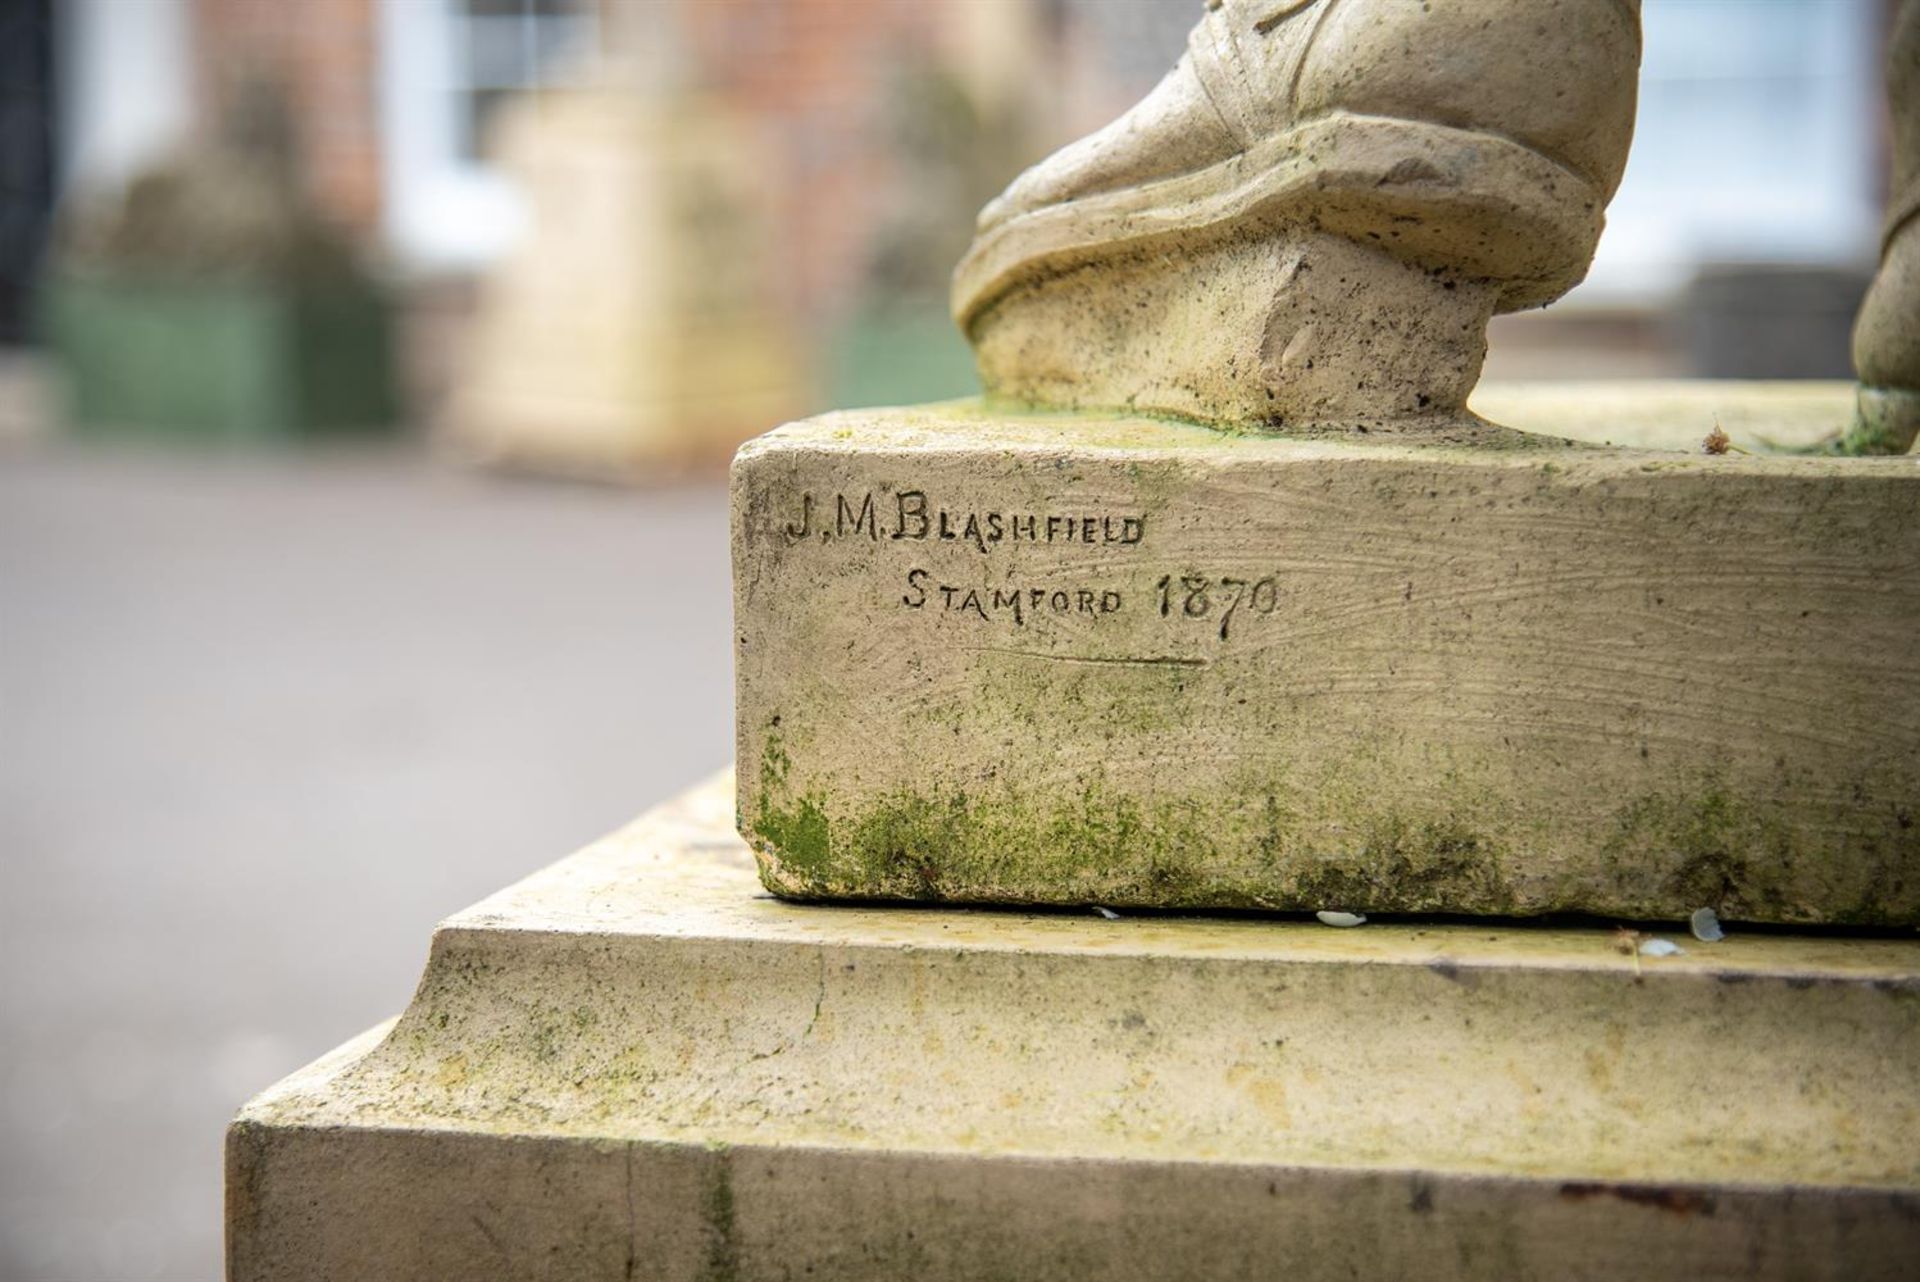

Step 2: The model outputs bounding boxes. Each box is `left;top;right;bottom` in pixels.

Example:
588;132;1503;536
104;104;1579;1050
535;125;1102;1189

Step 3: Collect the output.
783;490;1145;553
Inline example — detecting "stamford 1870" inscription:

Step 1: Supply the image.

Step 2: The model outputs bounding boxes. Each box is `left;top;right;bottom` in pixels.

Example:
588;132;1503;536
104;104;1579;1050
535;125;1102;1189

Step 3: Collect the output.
783;490;1146;553
897;570;1287;637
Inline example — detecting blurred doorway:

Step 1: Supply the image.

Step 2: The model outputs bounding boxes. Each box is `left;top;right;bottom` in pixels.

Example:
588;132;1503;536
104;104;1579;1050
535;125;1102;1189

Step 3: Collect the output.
0;0;55;343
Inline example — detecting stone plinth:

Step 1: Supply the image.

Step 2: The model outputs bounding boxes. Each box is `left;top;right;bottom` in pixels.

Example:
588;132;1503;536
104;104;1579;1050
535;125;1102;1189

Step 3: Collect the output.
228;774;1920;1279
731;388;1920;922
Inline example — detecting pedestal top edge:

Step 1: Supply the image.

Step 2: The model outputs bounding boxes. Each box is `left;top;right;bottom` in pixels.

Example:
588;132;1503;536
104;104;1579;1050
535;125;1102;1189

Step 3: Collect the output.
734;388;1913;473
436;770;1920;983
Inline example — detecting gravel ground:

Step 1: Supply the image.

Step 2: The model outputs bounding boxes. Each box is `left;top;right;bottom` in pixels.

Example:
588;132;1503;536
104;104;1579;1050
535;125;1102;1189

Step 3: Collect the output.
0;441;735;1280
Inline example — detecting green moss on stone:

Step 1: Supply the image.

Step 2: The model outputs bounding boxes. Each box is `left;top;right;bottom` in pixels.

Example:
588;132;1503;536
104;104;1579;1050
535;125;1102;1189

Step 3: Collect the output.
751;733;832;877
1599;783;1794;917
1288;816;1517;915
1830;403;1917;457
747;729;1919;922
748;729;1528;912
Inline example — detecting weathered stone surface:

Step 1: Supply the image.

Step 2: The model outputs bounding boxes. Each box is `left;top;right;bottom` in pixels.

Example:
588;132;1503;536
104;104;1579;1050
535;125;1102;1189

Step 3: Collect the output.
229;775;1920;1280
731;395;1920;922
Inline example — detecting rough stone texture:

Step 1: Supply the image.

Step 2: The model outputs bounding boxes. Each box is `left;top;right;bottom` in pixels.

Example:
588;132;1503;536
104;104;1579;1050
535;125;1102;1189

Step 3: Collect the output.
954;0;1642;431
1849;0;1920;455
731;394;1920;922
229;775;1920;1280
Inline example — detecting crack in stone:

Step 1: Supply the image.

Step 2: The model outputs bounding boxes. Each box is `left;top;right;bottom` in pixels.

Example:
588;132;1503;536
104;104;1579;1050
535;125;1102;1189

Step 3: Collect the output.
969;647;1209;669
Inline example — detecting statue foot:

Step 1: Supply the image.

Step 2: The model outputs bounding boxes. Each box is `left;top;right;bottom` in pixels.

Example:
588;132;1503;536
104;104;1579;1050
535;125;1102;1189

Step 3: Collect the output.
954;0;1643;434
970;227;1542;441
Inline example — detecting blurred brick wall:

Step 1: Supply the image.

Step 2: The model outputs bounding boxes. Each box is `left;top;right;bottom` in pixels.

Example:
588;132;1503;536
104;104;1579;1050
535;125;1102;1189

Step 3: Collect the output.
192;0;382;239
681;0;944;321
182;0;1000;315
172;0;1151;322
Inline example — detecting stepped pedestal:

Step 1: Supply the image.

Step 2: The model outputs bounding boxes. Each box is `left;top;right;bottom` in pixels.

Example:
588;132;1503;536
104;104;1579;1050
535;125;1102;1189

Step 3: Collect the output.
229;772;1920;1281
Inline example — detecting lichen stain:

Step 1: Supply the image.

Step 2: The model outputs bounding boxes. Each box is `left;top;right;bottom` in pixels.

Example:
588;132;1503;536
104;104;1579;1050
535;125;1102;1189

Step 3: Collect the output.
1600;778;1920;924
703;1144;739;1282
1225;1062;1294;1129
1558;1182;1717;1217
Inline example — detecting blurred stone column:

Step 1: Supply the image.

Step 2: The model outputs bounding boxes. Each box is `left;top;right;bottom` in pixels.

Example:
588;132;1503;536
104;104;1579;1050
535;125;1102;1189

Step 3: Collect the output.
442;0;804;477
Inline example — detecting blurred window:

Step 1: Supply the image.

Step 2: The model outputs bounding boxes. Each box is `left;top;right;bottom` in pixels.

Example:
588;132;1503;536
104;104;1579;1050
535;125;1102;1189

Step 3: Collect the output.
1578;0;1882;303
451;0;597;162
380;0;597;270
